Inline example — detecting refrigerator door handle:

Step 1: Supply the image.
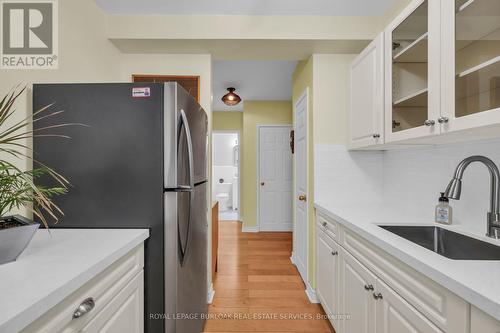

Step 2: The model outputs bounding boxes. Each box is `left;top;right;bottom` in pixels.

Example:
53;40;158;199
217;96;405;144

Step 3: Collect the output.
178;109;195;189
177;109;195;265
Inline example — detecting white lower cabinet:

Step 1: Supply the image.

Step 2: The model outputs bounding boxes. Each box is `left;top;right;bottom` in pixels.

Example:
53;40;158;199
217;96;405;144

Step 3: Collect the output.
316;227;339;318
21;245;145;333
315;211;500;333
81;271;144;333
339;248;376;333
375;278;443;333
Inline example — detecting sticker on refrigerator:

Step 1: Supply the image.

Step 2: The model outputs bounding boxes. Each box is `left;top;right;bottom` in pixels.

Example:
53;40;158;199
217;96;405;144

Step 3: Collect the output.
132;87;151;98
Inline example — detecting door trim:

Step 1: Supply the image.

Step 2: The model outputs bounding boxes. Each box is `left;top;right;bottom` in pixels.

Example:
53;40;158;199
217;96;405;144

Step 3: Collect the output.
293;88;309;285
212;130;241;221
256;124;293;232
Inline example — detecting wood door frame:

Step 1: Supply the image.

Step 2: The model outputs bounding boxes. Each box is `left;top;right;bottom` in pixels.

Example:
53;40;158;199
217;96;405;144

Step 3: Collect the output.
292;88;309;286
131;74;201;102
256;124;293;232
212;130;241;221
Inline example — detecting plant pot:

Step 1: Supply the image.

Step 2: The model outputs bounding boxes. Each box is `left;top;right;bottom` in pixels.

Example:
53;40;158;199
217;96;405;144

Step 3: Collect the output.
0;215;40;265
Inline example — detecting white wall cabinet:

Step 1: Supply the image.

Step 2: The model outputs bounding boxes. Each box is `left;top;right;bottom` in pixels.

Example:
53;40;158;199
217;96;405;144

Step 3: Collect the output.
314;210;500;333
349;33;384;149
349;0;500;149
440;0;500;135
384;0;441;143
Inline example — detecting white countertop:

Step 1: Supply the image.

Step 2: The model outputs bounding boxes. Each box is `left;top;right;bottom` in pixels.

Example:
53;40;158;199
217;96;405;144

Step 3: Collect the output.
0;228;149;333
314;201;500;322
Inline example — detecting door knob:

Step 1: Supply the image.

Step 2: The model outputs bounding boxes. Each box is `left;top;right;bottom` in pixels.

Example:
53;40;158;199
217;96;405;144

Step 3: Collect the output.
373;292;383;300
260;182;265;186
364;284;374;291
331;251;338;256
298;195;307;201
424;119;436;126
373;134;381;139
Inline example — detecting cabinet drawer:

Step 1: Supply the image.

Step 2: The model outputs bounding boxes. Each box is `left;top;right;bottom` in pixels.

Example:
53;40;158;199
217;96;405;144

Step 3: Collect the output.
342;228;468;333
316;211;341;243
81;270;144;333
21;245;144;333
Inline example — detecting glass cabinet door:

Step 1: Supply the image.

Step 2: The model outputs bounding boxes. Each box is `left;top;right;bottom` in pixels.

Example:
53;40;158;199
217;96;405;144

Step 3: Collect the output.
385;0;440;142
455;0;500;118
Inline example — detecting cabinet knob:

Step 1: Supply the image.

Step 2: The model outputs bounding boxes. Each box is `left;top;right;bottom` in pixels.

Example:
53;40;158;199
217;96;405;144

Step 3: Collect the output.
364;284;374;291
322;222;328;227
373;292;383;300
331;251;338;256
73;297;95;319
373;134;381;139
298;195;307;202
424;119;436;126
260;182;265;186
437;117;449;124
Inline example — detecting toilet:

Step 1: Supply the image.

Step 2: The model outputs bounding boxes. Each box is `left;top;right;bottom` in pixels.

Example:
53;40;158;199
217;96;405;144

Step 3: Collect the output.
215;182;232;211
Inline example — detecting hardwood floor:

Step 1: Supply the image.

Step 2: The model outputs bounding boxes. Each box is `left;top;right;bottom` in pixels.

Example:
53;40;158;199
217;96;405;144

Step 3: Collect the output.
204;221;334;333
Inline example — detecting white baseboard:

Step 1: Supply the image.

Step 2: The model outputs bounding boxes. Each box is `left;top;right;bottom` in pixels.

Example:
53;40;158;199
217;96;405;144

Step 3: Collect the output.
259;225;293;232
290;252;297;265
305;282;319;303
242;224;259;233
207;283;215;304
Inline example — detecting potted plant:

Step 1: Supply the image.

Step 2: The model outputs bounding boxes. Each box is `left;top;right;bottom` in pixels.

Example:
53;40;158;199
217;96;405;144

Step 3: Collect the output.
0;87;71;265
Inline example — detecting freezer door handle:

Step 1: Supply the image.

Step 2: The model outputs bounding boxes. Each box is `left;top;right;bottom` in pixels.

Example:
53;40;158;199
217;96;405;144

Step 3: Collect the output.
177;109;195;266
178;109;195;189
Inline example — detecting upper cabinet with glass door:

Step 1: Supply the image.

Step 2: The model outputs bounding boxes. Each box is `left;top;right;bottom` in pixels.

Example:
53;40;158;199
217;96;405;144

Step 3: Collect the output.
441;0;500;133
384;0;441;143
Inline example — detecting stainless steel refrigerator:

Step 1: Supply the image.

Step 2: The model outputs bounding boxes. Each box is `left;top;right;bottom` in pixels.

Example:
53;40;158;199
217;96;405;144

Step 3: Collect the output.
33;82;208;333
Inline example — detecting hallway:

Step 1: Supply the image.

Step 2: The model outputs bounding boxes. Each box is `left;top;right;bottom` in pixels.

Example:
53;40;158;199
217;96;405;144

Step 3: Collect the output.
204;221;334;332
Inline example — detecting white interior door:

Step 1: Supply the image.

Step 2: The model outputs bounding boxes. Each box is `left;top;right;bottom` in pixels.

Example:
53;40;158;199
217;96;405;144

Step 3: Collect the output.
294;90;308;283
258;126;293;232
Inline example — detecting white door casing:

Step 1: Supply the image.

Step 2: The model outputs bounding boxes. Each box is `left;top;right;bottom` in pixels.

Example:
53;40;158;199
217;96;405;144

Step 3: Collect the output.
258;125;293;232
294;89;308;283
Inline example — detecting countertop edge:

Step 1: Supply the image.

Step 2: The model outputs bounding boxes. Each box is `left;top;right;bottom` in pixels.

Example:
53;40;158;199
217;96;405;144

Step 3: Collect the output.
2;229;149;333
314;202;500;322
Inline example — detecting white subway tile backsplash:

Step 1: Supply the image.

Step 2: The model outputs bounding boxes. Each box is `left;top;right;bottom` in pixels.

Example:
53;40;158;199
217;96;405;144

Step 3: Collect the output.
315;138;500;236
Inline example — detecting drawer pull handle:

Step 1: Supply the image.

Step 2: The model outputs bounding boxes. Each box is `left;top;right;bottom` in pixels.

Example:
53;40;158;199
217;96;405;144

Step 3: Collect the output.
331;251;338;256
73;298;95;319
373;292;383;300
364;284;374;291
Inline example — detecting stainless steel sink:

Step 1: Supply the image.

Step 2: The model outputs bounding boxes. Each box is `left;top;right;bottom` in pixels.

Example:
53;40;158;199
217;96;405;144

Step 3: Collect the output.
379;225;500;260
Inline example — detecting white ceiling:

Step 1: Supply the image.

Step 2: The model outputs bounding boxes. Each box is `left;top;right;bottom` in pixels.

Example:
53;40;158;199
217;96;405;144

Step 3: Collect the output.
95;0;394;16
213;61;297;111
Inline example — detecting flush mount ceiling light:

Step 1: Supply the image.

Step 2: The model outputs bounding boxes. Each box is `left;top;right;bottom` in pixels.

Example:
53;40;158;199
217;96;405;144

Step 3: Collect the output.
221;87;241;106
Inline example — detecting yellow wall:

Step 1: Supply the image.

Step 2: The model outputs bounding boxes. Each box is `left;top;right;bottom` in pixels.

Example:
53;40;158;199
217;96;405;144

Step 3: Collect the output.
241;101;292;228
312;54;355;144
213;112;243;132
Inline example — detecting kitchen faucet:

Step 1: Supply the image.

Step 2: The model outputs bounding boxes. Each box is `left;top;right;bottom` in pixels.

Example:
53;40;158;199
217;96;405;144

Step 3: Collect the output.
444;156;500;239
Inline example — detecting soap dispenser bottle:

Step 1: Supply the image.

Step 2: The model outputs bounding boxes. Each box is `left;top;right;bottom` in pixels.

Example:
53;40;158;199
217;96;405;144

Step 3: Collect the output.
435;192;452;225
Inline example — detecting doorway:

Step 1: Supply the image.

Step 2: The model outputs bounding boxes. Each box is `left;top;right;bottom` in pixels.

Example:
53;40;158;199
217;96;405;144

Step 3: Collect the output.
257;125;293;232
212;131;240;221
